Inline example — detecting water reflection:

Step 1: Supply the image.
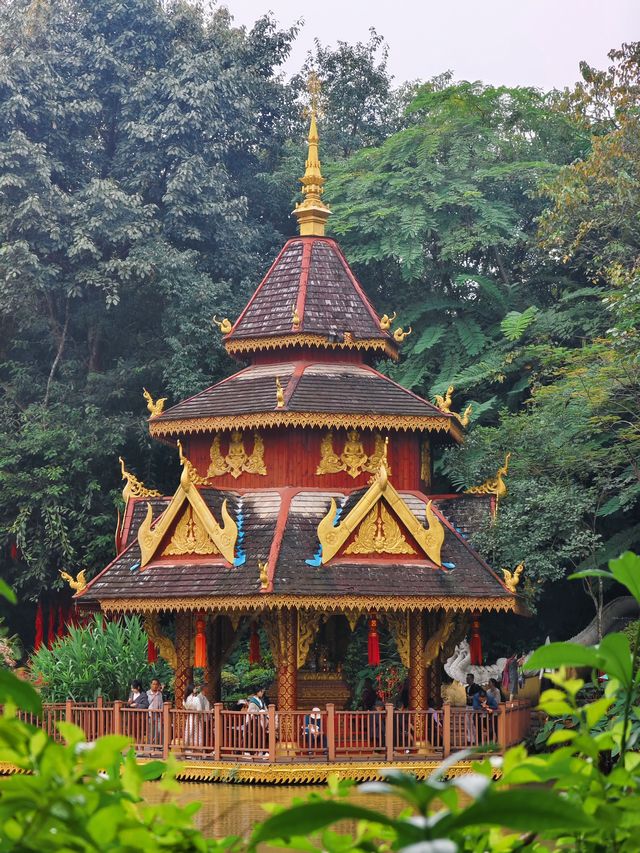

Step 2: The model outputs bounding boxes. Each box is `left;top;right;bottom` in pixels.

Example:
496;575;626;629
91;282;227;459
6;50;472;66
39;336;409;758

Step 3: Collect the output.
142;781;406;840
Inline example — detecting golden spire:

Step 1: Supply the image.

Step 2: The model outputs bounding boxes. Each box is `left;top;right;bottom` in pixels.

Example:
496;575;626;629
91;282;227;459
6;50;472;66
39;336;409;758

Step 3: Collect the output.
293;72;331;237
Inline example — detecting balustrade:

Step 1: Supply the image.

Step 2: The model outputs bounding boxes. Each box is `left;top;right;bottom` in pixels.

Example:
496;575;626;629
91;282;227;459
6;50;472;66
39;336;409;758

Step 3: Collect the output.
10;700;532;762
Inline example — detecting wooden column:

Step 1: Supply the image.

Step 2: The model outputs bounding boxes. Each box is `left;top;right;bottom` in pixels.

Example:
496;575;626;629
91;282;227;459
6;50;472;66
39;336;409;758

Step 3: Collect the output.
174;611;193;707
203;615;217;703
408;610;427;711
277;608;298;713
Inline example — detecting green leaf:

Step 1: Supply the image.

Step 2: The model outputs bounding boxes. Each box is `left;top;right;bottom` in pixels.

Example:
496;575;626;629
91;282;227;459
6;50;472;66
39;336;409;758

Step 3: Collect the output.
597;633;633;688
527;642;600;671
609;552;640;603
442;789;594;833
0;579;17;604
0;670;42;715
500;307;537;341
413;325;446;354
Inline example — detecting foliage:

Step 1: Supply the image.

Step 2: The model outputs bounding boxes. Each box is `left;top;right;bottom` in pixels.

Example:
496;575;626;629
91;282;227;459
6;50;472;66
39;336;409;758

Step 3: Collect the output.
220;627;275;704
29;614;172;702
250;554;640;851
0;584;236;850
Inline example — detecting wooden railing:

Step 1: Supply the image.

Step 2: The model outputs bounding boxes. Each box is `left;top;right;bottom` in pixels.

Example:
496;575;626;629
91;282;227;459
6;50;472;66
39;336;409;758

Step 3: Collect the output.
13;700;531;762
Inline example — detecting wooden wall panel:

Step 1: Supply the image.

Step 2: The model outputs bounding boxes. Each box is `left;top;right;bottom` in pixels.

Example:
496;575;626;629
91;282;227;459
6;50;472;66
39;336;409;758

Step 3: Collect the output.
182;429;422;491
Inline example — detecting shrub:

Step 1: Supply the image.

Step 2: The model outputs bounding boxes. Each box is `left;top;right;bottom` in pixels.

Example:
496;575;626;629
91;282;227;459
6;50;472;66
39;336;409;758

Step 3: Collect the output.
29;614;172;702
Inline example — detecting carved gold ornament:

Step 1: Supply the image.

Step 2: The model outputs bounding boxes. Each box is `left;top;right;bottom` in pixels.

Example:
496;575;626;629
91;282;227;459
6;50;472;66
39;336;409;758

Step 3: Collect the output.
345;503;415;556
293;72;331;237
144;614;177;669
162;505;219;557
143;388;167;417
316;431;385;479
316;449;445;566
177;440;208;486
465;452;511;504
258;560;269;589
137;451;238;567
213;316;233;334
420;442;431;487
275;377;285;408
119;457;162;504
224;333;399;360
379;312;397;331
386;612;410;667
59;569;87;592
297;611;324;668
424;614;456;667
502;561;524;593
432;385;471;427
207;432;266;479
393;326;412;342
292;305;301;330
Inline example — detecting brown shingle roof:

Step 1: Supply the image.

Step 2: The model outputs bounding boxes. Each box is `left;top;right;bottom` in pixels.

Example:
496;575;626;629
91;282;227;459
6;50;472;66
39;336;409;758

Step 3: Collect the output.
224;237;396;356
79;489;512;607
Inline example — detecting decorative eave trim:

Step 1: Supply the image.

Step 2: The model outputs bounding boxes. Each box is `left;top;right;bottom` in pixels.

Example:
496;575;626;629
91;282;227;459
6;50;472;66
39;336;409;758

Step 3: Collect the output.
96;594;522;614
224;333;399;361
149;412;462;440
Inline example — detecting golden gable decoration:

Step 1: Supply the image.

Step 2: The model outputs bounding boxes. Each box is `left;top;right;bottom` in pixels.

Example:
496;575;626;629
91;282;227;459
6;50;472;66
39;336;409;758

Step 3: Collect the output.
137;450;237;567
345;503;415;555
316;440;445;566
317;430;385;479
162;505;219;557
207;431;267;479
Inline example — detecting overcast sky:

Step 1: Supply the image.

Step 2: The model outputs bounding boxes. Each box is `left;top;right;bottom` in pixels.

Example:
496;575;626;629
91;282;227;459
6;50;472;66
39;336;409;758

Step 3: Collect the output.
223;0;638;90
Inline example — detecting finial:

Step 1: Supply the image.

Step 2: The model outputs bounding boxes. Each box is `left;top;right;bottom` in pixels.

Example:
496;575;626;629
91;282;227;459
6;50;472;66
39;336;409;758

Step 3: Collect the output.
502;561;524;593
293;72;331;237
275;377;285;409
258;560;269;589
292;304;301;330
379;312;397;331
393;326;412;342
59;569;87;592
213;316;232;334
143;388;167;417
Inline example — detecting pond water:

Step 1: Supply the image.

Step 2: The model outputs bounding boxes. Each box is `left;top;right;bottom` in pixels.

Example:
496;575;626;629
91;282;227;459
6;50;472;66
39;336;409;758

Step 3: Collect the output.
142;780;406;840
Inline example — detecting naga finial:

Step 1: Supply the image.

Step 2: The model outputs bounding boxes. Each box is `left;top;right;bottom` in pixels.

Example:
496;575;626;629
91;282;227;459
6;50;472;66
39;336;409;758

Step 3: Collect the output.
293;72;331;237
465;452;512;512
275;377;285;409
143;388;167;417
119;457;162;503
502;561;524;593
434;385;454;412
379;312;397;331
292;305;301;330
258;560;269;589
213;316;232;334
393;326;412;342
59;569;87;593
176;439;207;488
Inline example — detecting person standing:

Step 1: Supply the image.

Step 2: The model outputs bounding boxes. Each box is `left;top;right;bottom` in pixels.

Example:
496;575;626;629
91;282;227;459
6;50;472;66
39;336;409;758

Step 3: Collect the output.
127;679;149;745
147;678;163;747
361;677;377;711
464;673;481;745
128;680;149;709
183;683;202;749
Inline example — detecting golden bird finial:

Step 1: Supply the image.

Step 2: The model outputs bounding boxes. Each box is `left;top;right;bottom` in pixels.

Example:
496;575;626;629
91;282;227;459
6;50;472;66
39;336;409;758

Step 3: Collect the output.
379;312;397;331
434;385;454;412
393;326;412;342
275;377;285;409
465;452;511;513
502;561;524;593
212;315;233;334
143;388;167;418
453;404;473;428
293;72;331;237
258;560;269;589
292;304;301;330
176;440;207;487
59;569;87;593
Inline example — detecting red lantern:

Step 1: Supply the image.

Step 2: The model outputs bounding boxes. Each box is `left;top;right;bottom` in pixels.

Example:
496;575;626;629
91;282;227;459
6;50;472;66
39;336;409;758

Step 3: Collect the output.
34;602;44;651
147;638;158;663
368;611;381;666
249;623;261;665
470;612;482;665
194;617;207;668
47;603;56;649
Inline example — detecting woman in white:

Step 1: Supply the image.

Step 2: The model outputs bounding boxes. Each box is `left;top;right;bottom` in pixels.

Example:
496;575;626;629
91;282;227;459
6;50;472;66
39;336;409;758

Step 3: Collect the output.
183;683;203;749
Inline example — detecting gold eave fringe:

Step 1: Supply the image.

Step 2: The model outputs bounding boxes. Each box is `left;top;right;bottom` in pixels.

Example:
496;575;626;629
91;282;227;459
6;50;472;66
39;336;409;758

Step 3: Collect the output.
97;594;521;615
149;412;463;442
224;333;399;361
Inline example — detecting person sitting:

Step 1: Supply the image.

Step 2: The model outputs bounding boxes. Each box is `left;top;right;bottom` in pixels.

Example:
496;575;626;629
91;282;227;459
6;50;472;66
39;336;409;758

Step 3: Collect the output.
302;707;326;753
465;673;482;706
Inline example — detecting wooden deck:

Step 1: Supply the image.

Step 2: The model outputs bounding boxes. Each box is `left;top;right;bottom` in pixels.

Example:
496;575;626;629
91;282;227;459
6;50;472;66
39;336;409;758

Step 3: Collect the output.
11;699;531;782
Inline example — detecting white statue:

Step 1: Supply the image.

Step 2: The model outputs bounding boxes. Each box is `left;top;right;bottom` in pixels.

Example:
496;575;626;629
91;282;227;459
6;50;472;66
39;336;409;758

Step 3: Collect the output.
444;639;508;685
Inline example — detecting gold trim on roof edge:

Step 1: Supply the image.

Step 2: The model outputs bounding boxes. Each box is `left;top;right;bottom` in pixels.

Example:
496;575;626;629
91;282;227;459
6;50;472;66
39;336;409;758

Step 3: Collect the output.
96;595;520;614
224;333;399;360
149;412;462;440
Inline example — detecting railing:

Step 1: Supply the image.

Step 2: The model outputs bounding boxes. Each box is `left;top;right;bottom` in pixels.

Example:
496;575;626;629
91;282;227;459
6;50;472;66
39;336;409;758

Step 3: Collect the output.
9;700;531;762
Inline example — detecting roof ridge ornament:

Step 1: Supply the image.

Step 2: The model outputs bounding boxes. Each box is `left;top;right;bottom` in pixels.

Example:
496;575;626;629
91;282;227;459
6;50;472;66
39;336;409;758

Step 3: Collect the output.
293;72;331;237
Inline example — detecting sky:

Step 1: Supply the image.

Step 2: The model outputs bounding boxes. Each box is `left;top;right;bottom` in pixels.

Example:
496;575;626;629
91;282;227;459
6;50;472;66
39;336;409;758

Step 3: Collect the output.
222;0;638;90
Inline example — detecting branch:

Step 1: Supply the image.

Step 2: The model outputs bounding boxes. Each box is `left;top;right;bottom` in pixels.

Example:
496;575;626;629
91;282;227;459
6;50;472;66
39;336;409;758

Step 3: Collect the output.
43;297;70;407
